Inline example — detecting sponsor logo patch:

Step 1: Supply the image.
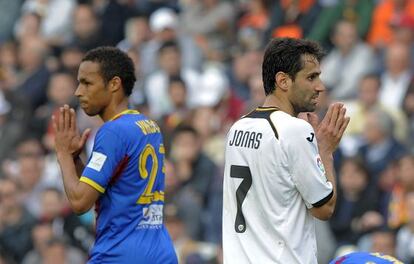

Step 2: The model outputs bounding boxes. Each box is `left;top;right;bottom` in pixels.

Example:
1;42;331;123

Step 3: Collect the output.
86;151;107;172
137;204;163;229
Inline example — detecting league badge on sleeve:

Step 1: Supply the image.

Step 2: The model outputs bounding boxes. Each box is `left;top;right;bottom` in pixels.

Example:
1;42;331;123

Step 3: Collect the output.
316;155;326;175
87;151;107;172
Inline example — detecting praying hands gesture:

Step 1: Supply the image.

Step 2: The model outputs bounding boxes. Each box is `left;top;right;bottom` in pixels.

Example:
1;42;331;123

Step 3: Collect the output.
52;104;91;159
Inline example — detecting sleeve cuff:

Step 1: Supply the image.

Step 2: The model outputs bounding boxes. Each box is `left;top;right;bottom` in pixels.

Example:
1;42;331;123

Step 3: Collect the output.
80;176;105;193
312;190;334;208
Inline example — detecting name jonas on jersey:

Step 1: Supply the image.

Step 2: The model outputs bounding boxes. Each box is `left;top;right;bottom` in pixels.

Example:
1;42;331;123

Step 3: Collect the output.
228;130;262;149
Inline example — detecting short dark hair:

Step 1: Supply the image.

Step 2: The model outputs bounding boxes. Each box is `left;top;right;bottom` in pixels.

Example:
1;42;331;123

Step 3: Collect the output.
158;40;180;55
82;46;136;96
168;75;186;87
172;124;198;139
262;38;324;96
360;73;381;87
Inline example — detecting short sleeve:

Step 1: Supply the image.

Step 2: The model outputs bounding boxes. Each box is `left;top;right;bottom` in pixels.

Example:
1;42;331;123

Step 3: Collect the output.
80;127;126;193
283;120;333;209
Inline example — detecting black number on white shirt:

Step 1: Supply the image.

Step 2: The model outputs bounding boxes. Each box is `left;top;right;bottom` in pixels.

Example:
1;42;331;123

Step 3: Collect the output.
230;165;252;233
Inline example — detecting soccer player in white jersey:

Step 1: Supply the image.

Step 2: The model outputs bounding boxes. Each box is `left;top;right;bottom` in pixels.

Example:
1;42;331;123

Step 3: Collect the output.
222;38;350;264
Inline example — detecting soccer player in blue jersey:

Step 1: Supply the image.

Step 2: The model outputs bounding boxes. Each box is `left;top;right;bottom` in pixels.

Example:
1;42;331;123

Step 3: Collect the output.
52;46;178;263
330;252;403;264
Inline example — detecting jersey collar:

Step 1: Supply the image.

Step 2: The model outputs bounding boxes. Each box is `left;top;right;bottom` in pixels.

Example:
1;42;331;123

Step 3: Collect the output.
255;106;280;111
109;109;140;121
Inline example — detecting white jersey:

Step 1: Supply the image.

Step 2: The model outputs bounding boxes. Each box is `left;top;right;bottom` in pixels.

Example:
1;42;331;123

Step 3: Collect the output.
222;107;333;264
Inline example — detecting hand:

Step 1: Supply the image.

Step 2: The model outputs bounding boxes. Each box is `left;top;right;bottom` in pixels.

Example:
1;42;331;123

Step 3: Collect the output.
52;105;91;158
300;103;350;154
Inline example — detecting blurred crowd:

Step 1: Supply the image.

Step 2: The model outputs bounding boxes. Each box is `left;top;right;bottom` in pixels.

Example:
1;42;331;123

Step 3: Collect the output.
0;0;413;263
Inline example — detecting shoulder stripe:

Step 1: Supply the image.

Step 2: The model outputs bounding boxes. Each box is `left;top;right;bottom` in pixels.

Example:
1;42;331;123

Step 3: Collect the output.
243;108;279;139
312;190;334;208
80;176;105;193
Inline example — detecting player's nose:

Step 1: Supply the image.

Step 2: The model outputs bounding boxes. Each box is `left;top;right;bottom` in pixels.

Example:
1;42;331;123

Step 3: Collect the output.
74;84;83;97
315;80;326;92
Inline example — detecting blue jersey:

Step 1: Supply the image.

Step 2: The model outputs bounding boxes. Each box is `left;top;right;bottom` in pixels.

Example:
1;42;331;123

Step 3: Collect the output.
329;252;403;264
80;110;177;264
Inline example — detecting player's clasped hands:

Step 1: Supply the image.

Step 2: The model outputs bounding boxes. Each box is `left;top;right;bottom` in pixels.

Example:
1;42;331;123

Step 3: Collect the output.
52;104;91;158
302;103;350;154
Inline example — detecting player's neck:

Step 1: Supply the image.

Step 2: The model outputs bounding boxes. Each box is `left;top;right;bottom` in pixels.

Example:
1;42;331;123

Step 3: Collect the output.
101;99;129;122
262;95;295;116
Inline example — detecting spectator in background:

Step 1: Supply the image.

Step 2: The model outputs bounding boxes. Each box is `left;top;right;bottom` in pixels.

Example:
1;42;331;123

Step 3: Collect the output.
16;36;51;110
117;16;151;53
388;154;414;229
191;106;226;167
33;71;77;137
164;203;218;263
168;125;220;243
58;44;85;78
379;42;412;110
355;228;397;257
403;79;414;151
264;0;321;40
237;0;271;51
227;49;263;101
0;177;36;263
13;12;41;43
145;41;200;119
307;0;374;49
39;187;94;253
330;158;382;247
370;229;397;257
17;0;76;46
94;0;132;47
132;0;180;15
387;14;414;70
0;44;31;165
395;191;414;263
343;74;408;154
70;4;102;51
22;222;85;264
357;108;406;187
0;0;23;43
140;7;202;76
243;72;266;114
320;20;376;100
158;76;192;151
367;0;414;50
8;136;62;218
180;0;235;62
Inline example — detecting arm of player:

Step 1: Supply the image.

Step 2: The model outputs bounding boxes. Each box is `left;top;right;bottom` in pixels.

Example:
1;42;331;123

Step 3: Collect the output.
53;105;98;214
306;103;350;220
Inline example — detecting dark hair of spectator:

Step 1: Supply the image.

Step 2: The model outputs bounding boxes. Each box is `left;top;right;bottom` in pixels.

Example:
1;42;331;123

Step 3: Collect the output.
168;75;186;88
172;124;199;139
262;38;325;96
360;73;382;87
341;157;371;182
81;46;136;96
159;41;180;55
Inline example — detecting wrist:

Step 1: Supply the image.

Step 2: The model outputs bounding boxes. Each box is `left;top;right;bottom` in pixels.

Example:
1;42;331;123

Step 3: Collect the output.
319;150;333;159
56;152;73;161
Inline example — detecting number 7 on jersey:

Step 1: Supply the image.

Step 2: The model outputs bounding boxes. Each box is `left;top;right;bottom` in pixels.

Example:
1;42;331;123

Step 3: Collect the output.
230;165;252;233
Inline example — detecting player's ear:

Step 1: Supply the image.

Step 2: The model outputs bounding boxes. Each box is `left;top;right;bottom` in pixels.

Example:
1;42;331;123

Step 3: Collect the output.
109;77;122;92
275;72;291;92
